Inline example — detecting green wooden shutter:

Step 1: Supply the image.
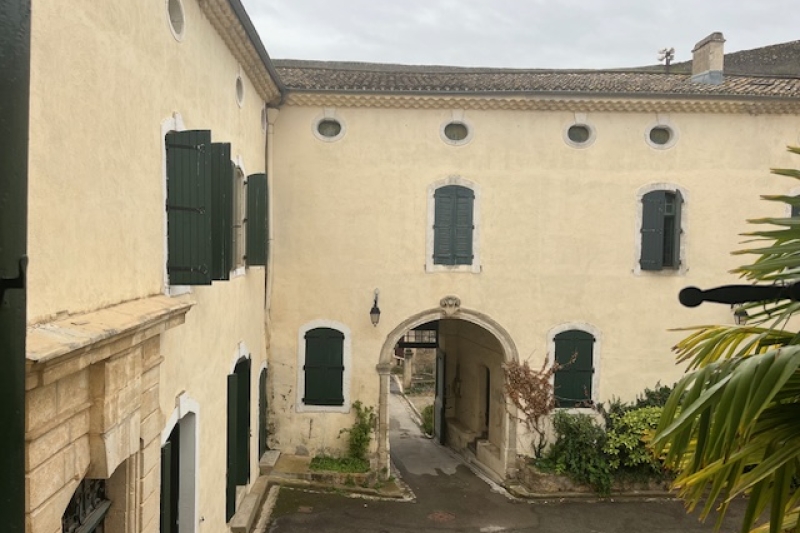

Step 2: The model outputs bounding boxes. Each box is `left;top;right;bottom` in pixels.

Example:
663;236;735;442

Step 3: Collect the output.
453;187;475;265
209;143;233;280
792;196;800;218
236;359;251;485
225;374;238;522
554;330;594;408
259;368;268;457
667;190;683;268
303;328;345;406
246;173;268;266
640;190;666;271
166;130;213;285
159;442;172;533
433;188;455;265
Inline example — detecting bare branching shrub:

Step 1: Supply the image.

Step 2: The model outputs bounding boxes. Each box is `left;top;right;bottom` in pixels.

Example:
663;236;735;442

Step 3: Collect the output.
503;358;560;458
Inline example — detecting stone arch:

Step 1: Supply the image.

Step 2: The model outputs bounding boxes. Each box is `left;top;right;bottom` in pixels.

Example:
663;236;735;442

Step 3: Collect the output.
375;303;519;479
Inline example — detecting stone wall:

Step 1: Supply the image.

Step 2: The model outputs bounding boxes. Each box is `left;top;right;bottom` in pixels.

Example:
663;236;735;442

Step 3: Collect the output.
25;296;190;533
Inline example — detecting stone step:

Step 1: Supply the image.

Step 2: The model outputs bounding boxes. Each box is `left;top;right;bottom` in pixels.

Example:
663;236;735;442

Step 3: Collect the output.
259;450;281;476
229;475;271;533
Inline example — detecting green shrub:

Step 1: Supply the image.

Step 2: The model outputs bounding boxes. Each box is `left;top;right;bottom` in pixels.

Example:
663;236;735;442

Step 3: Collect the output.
546;411;612;495
339;401;376;461
603;406;663;472
421;404;434;435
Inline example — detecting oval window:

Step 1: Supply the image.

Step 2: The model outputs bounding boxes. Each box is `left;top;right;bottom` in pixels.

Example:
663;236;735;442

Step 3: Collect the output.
649;126;672;146
235;76;245;106
167;0;185;39
444;122;469;142
317;119;342;138
568;125;590;144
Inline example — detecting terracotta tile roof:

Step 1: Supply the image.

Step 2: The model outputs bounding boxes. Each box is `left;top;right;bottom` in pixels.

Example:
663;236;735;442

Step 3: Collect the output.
274;41;800;99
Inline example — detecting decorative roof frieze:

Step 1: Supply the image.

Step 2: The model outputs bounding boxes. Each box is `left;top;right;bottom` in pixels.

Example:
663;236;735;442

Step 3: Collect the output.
283;92;800;115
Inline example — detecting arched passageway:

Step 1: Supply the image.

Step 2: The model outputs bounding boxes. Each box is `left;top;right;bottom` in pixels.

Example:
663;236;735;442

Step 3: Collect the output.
376;302;519;481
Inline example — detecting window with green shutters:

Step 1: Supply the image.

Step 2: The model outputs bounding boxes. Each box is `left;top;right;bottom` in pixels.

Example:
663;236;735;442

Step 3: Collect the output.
554;329;595;408
246;173;268;266
433;185;474;265
640;189;683;271
166;130;213;285
303;328;345;406
165;131;239;284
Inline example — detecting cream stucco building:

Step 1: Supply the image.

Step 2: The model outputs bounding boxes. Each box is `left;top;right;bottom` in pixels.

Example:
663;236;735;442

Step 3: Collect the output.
13;0;800;531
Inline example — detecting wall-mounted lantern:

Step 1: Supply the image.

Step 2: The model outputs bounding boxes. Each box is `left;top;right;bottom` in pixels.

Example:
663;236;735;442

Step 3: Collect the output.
370;289;381;327
733;305;749;325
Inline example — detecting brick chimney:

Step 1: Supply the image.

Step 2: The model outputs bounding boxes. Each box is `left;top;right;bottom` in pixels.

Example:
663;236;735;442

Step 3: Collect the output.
691;32;725;84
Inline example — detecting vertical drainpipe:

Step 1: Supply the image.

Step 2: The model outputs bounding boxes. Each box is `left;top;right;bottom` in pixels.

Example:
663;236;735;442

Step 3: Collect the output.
0;0;30;531
265;108;279;334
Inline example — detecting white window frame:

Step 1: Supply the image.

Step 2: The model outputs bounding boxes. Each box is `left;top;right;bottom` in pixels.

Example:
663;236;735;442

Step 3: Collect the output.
562;112;597;149
425;176;481;273
231;156;247;277
296;319;352;413
633;183;689;276
547;322;601;413
644;114;680;150
161;393;200;533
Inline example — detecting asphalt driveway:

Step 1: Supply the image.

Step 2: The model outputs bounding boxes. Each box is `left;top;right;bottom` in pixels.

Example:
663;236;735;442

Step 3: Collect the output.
267;385;746;533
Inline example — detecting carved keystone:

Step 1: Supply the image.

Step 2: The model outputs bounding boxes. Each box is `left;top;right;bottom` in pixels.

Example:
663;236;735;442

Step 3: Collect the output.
439;295;461;316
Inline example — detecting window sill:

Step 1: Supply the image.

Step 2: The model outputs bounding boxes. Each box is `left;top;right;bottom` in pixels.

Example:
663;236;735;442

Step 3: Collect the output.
425;263;481;274
296;403;349;414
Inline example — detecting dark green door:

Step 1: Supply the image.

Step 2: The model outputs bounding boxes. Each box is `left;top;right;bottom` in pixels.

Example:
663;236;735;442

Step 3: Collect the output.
259;367;268;457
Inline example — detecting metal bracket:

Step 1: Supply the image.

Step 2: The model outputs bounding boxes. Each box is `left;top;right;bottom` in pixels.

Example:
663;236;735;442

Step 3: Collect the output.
0;257;27;304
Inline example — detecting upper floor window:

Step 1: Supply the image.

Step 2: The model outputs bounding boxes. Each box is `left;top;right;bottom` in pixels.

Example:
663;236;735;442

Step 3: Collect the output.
426;178;481;273
164;130;268;287
640;189;684;271
433;185;474;266
553;329;595;408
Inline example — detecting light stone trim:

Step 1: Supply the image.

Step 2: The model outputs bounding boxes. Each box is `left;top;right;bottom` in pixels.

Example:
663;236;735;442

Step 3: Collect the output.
546;322;602;409
426;176;481;274
311;107;346;142
198;0;281;103
644;113;680;150
162;394;200;533
439;109;474;146
562;112;597;149
284;93;800;115
24;295;191;533
633;183;689;276
296;320;352;413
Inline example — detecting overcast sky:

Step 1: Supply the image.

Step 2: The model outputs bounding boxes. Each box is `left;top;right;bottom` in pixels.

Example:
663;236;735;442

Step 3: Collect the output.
241;0;798;69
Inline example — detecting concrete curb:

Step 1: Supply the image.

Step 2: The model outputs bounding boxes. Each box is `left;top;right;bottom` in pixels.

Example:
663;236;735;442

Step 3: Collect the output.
506;483;679;502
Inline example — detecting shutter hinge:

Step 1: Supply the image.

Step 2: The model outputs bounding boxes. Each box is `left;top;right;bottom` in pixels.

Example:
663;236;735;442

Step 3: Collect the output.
0;256;27;303
168;265;209;275
166;204;206;214
166;142;206;151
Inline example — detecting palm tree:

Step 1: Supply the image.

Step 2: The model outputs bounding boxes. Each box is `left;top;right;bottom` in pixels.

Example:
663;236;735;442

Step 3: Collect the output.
653;146;800;533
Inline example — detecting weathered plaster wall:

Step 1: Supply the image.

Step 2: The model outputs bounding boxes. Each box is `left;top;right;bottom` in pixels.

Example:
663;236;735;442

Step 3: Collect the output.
28;1;270;531
269;102;800;457
27;0;267;323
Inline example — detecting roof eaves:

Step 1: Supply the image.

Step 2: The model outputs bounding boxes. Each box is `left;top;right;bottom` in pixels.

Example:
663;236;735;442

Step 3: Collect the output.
281;87;800;102
225;0;286;103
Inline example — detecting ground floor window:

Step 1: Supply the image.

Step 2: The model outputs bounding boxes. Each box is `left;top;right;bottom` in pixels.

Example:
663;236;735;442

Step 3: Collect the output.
62;478;110;533
554;329;595;407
